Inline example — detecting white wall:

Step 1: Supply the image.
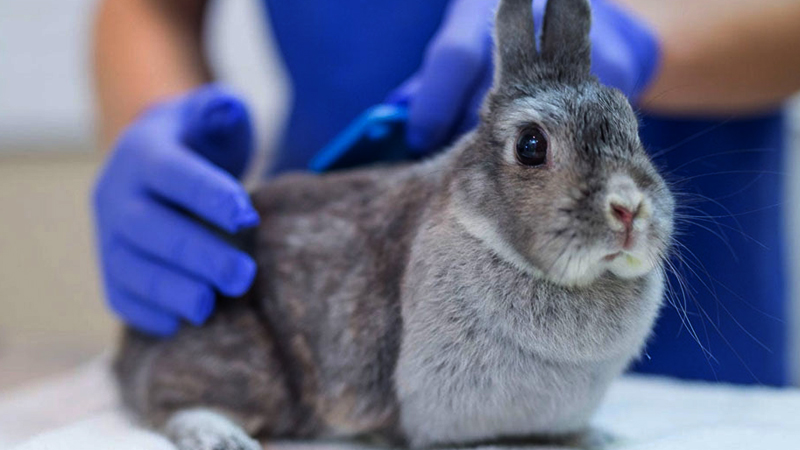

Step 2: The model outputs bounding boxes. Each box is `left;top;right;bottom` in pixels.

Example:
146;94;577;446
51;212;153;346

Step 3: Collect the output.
0;0;96;153
0;0;289;160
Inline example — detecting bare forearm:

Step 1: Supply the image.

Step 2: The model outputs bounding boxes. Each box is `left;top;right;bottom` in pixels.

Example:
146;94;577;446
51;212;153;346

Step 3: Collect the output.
93;0;211;147
619;0;800;115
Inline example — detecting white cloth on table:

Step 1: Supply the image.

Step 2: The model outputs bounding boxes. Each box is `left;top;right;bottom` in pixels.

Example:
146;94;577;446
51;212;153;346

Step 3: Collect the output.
2;355;799;450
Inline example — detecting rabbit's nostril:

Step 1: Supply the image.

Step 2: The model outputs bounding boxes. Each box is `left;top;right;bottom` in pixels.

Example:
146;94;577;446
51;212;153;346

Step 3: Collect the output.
611;203;635;229
609;200;644;249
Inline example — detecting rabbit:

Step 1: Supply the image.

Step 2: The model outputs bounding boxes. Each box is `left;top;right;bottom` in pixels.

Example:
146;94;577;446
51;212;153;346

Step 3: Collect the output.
113;0;675;449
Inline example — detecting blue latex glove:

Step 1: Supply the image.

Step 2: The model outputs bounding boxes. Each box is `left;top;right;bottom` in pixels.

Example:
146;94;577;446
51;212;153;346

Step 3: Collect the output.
392;0;661;151
93;84;259;337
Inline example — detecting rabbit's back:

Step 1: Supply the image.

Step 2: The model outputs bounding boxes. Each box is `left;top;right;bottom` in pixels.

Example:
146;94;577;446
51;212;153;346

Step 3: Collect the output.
246;164;442;439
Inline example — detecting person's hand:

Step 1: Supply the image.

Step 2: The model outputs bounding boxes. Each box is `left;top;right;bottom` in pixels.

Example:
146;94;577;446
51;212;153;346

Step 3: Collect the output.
391;0;661;152
93;84;259;337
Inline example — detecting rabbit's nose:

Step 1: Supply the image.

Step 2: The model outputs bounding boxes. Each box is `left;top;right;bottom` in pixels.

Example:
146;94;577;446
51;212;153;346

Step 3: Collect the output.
608;199;642;249
604;174;646;246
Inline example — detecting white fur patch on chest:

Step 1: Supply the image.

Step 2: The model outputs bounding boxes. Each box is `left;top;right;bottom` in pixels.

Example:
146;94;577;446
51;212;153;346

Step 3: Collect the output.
395;317;614;447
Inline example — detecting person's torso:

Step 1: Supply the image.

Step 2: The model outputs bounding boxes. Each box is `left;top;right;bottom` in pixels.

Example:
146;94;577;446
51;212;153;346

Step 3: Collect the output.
632;112;788;385
262;0;449;173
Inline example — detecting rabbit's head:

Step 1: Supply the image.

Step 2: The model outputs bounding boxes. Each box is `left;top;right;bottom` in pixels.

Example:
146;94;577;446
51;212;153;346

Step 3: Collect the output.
450;0;674;287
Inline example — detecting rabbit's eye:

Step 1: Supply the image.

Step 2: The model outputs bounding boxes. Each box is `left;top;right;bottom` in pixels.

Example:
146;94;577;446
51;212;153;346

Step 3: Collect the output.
515;126;548;166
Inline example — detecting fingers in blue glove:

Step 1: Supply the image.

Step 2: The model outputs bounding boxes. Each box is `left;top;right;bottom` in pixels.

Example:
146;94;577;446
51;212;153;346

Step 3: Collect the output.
105;245;216;326
402;0;497;151
114;199;257;298
140;139;260;234
181;85;253;178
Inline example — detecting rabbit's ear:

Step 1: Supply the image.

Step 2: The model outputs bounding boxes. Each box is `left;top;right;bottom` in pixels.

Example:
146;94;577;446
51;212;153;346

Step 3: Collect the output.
540;0;592;74
494;0;539;83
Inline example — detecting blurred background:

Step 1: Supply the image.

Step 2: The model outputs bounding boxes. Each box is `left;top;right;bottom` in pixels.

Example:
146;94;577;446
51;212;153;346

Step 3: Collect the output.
0;0;288;390
0;0;799;390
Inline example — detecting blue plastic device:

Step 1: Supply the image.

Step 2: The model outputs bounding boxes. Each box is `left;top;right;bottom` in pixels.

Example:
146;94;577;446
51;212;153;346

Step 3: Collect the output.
308;104;419;173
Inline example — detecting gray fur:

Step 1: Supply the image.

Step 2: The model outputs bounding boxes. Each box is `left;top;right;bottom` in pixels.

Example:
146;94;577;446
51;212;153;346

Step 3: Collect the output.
495;0;593;87
114;0;674;448
540;0;592;73
495;0;539;84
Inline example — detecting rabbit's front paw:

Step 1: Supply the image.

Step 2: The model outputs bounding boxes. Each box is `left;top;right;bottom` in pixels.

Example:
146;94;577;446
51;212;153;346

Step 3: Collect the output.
165;408;261;450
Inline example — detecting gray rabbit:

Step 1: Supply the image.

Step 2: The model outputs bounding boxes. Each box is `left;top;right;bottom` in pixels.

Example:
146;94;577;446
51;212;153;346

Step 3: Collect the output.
114;0;675;449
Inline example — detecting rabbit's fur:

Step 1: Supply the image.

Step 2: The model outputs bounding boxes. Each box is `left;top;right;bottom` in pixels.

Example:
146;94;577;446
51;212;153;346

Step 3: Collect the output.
114;0;675;448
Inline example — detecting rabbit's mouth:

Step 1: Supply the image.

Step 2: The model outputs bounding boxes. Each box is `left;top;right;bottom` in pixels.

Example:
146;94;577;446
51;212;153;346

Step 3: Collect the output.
537;242;662;287
535;210;670;287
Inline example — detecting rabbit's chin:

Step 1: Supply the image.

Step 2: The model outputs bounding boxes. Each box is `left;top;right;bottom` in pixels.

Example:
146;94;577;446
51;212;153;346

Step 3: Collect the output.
537;245;661;288
605;251;660;280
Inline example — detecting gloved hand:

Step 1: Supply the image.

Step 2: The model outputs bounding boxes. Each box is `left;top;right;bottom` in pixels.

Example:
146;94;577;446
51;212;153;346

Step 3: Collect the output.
392;0;661;151
93;84;259;337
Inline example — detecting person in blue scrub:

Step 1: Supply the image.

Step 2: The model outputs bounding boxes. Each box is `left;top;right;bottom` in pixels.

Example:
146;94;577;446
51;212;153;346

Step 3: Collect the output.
92;0;800;385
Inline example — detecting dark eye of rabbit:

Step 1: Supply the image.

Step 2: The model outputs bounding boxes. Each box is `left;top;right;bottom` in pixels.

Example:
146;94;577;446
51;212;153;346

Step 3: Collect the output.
515;126;548;166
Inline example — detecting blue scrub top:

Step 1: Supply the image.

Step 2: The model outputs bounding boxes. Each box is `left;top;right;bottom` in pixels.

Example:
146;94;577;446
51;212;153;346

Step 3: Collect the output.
261;0;788;386
634;113;787;386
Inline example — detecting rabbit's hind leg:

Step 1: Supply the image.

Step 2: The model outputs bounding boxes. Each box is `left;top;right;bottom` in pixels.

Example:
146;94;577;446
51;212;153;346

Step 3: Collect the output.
115;302;302;442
